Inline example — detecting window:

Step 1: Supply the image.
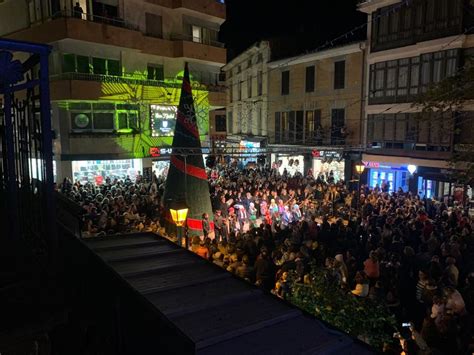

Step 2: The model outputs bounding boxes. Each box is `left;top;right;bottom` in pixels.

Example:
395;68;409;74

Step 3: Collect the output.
145;13;163;38
367;112;452;149
368;49;459;103
305;111;314;142
227;111;233;134
371;0;463;52
305;65;315;92
238;81;242;100
296;111;304;142
274;112;281;143
93;58;106;75
334;60;345;89
70;102;139;133
257;71;263;96
107;60;121;76
215;114;226;132
247;59;252;68
229;83;233;103
192;25;201;43
331;108;345;145
63;54;76;73
289;111;296;142
247;74;252;98
76;55;90;73
281;112;289;140
281;70;289;95
147;65;164;80
257;106;262;134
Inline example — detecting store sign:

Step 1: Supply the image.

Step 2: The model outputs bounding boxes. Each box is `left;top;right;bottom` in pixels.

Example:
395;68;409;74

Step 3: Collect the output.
149;147;173;157
363;161;407;170
313;150;342;160
363;161;380;168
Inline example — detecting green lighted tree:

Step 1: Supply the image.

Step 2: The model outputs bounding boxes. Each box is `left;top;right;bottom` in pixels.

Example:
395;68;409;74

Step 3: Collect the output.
286;267;397;350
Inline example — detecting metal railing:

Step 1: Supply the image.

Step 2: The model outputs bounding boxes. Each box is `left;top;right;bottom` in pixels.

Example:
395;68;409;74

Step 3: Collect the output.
50;72;226;92
53;9;140;31
170;33;225;48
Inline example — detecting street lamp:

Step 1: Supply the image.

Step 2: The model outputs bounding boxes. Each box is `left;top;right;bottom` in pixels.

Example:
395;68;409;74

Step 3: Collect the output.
354;162;365;211
169;200;189;248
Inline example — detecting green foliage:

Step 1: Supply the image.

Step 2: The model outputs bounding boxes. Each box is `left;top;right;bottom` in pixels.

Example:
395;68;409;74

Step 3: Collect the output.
286;267;397;350
412;63;474;185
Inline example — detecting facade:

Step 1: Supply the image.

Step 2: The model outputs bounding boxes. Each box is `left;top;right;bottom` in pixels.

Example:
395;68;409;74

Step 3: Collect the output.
0;0;226;183
221;41;270;166
358;0;474;200
267;42;366;181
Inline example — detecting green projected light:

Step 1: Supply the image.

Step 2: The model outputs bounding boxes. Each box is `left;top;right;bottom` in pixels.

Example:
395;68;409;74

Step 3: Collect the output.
58;70;211;159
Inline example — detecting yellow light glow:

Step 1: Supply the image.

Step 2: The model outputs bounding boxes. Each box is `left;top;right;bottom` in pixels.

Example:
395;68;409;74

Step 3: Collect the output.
170;207;189;226
355;163;365;174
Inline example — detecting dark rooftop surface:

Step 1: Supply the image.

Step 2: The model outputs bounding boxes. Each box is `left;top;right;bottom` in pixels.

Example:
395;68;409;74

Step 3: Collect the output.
84;233;374;354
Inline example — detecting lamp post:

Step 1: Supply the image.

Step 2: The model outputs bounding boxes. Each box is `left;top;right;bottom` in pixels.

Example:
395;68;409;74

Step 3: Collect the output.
170;200;189;249
354;162;365;211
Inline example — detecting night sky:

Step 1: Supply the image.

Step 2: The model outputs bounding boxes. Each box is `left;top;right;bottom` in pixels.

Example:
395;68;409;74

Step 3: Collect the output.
220;0;367;60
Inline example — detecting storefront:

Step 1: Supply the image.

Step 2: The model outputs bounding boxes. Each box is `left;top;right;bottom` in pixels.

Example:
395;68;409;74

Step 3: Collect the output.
72;159;143;185
271;153;305;176
311;149;345;182
363;161;411;193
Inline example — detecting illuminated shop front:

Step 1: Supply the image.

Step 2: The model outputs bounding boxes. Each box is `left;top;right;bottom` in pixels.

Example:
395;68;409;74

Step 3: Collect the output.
239;140;261;166
312;150;345;182
363;161;411;193
271;154;305;176
72;159;143;185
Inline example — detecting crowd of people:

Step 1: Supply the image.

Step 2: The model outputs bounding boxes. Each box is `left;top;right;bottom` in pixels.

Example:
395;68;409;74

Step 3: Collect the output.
60;163;474;353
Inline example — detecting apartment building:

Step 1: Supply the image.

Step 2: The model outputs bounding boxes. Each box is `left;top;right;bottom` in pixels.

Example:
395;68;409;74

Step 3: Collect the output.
0;0;226;182
267;42;366;180
220;41;270;165
358;0;473;200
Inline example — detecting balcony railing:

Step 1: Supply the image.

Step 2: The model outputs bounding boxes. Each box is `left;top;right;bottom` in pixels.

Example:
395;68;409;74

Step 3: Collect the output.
50;72;226;92
53;10;140;31
170;33;225;48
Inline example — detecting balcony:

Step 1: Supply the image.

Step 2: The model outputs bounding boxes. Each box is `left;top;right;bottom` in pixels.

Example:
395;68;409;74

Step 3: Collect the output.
146;0;225;19
49;72;225;106
6;12;225;63
172;35;226;64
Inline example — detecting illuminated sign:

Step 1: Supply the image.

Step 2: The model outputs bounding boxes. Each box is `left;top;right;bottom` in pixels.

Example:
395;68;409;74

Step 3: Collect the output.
363;161;408;170
312;150;342;160
151;105;177;137
149;147;173;157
